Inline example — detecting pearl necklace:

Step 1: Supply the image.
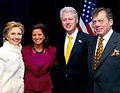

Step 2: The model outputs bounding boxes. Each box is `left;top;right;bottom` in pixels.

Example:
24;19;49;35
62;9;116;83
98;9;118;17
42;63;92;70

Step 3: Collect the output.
33;46;44;54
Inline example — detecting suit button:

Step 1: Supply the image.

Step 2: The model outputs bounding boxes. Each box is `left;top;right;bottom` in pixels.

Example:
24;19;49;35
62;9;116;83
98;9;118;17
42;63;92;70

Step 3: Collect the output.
65;74;68;77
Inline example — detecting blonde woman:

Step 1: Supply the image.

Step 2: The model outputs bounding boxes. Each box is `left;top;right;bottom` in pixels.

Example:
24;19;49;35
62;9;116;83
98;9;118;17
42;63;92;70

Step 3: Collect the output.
0;21;25;93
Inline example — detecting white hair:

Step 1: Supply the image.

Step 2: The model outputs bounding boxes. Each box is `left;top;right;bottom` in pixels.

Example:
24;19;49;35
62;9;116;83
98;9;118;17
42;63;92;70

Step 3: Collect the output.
60;6;78;20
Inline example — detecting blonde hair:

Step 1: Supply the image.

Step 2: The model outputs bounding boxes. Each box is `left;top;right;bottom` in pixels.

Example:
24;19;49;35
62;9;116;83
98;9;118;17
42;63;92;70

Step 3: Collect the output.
3;21;24;42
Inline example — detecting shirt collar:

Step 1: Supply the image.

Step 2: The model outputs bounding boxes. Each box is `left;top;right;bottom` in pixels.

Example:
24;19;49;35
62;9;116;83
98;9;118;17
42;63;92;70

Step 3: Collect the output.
98;28;113;41
66;28;78;39
3;41;22;52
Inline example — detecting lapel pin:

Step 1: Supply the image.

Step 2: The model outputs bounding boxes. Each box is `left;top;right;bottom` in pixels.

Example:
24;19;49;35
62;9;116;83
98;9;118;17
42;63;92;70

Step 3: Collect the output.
78;40;82;43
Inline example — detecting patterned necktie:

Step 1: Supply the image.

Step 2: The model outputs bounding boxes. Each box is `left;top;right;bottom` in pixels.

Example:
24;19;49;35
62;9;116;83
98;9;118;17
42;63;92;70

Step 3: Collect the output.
94;37;103;70
65;36;72;65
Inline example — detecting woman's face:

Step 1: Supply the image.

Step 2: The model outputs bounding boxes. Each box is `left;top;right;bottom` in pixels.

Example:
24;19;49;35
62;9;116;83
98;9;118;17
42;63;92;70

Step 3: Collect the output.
7;27;22;45
32;28;45;45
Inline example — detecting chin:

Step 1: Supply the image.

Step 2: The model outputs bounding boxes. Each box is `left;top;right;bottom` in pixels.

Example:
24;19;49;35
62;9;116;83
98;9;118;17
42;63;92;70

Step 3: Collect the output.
96;32;102;35
12;43;20;45
14;41;21;44
12;40;21;44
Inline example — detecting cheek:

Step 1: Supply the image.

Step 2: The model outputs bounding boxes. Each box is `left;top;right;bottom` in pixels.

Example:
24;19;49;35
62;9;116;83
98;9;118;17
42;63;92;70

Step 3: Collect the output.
7;35;13;40
32;36;35;39
92;25;95;28
32;38;35;42
41;36;45;40
62;22;66;26
19;35;22;39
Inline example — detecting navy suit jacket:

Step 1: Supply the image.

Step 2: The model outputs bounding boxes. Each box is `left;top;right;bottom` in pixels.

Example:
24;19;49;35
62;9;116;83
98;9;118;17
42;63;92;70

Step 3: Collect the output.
56;30;91;93
88;31;120;93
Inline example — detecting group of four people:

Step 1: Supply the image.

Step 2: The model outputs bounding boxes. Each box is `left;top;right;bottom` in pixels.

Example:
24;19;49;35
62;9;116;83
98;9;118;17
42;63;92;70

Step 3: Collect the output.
0;6;120;93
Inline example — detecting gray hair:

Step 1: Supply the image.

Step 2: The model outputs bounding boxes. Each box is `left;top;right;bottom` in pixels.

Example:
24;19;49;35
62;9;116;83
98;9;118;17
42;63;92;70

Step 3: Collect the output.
60;6;78;20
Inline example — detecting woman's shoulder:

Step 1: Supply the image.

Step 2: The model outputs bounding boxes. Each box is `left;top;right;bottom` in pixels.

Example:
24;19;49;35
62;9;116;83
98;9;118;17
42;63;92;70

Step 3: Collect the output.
0;46;7;54
22;46;32;54
22;46;32;50
48;46;56;50
47;46;56;53
0;47;10;60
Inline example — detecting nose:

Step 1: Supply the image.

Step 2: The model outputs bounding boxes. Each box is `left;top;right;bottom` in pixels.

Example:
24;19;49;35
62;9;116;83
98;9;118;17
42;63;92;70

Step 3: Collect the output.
66;19;70;24
35;35;39;39
15;34;19;38
95;21;100;26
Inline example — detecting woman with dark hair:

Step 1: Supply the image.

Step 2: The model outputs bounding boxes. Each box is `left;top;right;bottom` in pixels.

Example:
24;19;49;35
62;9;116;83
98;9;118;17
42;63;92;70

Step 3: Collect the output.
22;23;57;93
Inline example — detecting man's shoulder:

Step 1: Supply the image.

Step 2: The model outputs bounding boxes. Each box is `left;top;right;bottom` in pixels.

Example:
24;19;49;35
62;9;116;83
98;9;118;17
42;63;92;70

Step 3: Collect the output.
113;30;120;36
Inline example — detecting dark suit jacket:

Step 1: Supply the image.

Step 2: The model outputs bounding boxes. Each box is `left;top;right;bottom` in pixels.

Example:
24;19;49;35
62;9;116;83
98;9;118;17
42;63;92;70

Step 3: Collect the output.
56;30;91;93
88;31;120;93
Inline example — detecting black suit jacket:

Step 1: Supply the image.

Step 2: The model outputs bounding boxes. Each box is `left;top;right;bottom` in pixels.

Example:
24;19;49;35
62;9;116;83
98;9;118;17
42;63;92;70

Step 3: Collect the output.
88;31;120;93
56;30;91;93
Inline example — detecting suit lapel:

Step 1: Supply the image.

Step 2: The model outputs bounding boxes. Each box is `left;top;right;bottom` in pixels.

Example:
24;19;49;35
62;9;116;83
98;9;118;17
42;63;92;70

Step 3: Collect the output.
90;36;98;73
96;31;118;69
67;31;86;65
70;31;83;56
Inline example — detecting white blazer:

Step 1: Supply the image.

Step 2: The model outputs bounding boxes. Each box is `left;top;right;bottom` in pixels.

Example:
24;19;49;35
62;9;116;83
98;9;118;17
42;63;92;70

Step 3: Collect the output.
0;41;25;93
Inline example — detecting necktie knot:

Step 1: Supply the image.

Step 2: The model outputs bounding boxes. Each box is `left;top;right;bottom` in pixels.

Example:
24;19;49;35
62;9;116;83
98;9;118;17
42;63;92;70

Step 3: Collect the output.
68;36;72;39
99;37;103;42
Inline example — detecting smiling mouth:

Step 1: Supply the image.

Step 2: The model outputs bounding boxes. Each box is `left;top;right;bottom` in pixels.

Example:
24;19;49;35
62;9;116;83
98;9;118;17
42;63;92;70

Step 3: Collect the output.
66;24;71;28
14;39;20;42
96;27;103;31
35;40;41;42
13;41;20;43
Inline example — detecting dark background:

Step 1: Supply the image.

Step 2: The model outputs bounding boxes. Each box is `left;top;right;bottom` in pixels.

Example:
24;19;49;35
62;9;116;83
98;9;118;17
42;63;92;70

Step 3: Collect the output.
0;0;120;47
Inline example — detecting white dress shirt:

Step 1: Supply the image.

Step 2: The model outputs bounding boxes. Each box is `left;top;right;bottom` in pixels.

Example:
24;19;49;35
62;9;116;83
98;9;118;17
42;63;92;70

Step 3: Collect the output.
0;41;25;93
64;28;78;56
95;29;113;56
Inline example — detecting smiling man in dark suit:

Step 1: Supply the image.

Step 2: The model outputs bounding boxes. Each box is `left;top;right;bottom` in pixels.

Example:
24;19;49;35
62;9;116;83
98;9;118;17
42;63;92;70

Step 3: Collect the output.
56;6;91;93
88;7;120;93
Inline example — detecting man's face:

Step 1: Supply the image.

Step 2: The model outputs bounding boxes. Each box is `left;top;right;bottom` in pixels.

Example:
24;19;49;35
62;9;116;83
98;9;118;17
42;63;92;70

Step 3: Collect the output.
92;10;113;37
61;12;78;35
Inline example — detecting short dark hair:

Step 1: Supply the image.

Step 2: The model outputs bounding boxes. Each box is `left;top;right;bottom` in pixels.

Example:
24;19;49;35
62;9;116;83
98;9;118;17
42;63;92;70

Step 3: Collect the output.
91;7;113;20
